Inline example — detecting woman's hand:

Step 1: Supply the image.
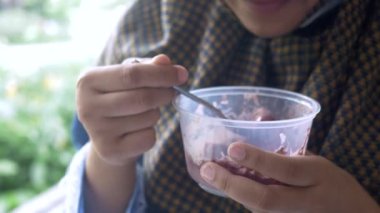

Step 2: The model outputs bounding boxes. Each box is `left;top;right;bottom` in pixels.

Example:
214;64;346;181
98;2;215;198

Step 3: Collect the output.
77;54;187;212
76;54;188;166
200;142;379;213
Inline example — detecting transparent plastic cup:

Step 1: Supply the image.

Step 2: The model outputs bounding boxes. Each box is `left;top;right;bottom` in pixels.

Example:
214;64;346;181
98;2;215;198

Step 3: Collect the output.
173;86;321;197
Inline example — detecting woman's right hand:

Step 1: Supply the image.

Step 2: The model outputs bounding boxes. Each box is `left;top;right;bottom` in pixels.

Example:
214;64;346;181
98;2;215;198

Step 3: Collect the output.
76;54;188;166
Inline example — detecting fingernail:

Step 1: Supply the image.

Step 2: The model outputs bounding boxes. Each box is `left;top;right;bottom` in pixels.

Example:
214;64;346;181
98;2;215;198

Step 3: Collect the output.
175;65;188;83
200;164;215;181
228;145;246;161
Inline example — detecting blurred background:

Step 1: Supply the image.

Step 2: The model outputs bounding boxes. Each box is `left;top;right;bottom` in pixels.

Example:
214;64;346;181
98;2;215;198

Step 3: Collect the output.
0;0;133;211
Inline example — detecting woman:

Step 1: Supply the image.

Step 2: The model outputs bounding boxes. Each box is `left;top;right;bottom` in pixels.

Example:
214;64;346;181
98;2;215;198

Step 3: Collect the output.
66;0;380;212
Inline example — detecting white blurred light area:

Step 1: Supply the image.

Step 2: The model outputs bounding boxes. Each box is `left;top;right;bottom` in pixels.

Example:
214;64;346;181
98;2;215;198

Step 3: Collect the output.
69;0;134;58
0;0;135;75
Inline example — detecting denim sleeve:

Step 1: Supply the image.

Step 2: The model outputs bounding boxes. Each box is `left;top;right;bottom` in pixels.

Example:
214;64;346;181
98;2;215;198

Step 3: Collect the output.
71;114;89;150
60;143;147;213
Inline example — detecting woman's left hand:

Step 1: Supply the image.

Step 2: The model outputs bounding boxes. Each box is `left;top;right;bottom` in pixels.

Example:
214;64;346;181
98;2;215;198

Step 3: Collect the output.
200;142;379;213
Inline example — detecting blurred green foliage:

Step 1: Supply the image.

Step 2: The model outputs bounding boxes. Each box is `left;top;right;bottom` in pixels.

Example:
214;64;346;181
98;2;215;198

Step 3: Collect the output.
0;0;129;211
0;63;82;211
0;0;80;44
20;0;79;20
11;0;80;22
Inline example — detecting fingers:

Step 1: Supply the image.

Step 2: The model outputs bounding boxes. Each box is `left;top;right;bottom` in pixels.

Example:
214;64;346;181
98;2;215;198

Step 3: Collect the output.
82;108;161;166
151;54;172;65
77;88;174;119
118;127;156;159
96;127;156;165
200;162;311;212
122;57;152;64
76;54;187;166
227;142;322;186
123;54;171;65
96;88;175;117
88;109;160;138
77;63;188;93
110;110;160;133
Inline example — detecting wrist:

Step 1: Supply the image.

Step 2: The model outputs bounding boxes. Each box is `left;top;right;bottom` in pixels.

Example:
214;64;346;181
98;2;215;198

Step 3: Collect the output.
89;144;137;168
85;144;137;212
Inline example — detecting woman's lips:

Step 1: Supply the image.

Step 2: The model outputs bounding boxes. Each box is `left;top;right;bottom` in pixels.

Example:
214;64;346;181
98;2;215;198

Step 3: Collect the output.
244;0;289;14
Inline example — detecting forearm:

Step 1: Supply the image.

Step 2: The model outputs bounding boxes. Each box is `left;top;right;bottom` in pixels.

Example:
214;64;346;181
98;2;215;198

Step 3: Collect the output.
84;145;136;213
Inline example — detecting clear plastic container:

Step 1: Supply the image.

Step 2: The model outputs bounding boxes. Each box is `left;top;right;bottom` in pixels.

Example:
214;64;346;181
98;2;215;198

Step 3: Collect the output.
173;86;321;197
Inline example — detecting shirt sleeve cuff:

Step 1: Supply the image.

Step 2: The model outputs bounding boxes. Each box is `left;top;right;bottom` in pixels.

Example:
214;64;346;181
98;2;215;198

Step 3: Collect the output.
126;163;146;213
60;142;89;213
60;143;146;213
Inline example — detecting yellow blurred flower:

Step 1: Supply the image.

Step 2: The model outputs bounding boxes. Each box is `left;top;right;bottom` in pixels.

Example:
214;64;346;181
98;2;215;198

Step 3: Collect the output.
44;74;63;91
5;79;18;98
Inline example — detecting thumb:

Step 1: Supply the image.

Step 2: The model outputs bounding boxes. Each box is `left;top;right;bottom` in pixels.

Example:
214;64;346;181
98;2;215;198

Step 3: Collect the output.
151;54;172;65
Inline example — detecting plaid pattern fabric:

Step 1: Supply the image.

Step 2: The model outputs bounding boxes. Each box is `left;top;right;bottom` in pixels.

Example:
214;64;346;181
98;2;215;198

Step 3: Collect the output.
97;0;380;212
